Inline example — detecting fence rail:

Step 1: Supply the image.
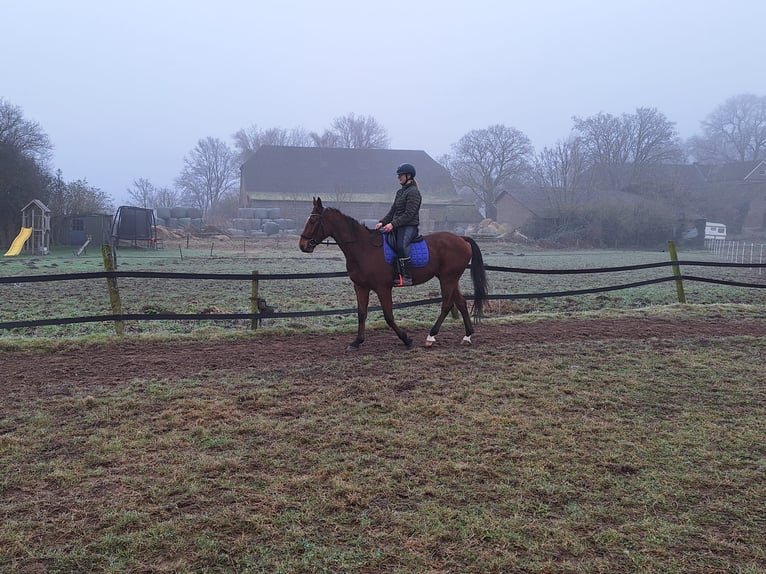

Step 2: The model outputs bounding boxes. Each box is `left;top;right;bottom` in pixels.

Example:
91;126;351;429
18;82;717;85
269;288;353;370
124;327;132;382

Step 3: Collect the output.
2;249;765;332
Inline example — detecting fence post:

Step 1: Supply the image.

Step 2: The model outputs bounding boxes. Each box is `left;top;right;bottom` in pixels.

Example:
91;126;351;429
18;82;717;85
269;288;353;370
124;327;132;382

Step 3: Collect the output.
250;270;259;330
667;240;686;304
101;244;124;335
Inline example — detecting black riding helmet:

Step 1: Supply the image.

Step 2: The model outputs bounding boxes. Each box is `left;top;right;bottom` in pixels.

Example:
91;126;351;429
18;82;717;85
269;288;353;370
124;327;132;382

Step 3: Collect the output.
396;163;416;178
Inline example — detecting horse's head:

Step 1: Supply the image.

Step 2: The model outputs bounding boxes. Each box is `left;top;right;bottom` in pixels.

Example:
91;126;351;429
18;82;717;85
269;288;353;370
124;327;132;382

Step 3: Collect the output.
299;197;327;253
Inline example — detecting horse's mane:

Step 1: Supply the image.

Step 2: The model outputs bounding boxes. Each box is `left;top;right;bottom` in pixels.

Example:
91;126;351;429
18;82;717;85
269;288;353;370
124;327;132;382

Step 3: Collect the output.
325;207;378;240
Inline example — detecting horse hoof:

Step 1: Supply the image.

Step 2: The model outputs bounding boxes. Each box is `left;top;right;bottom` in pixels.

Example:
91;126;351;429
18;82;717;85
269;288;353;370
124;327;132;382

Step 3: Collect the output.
425;335;436;348
404;339;414;350
346;344;360;352
461;335;473;346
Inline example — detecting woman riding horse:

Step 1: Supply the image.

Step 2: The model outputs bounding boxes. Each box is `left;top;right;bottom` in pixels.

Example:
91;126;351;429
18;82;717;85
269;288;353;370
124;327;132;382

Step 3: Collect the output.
300;197;489;350
375;163;421;287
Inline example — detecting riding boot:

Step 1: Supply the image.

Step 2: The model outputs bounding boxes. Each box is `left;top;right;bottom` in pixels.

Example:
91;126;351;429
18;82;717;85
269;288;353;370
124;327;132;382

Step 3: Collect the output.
396;257;413;287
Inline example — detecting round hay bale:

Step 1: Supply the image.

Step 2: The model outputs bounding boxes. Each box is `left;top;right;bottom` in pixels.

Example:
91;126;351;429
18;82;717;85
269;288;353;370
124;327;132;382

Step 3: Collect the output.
170;207;188;218
238;207;256;218
254;208;269;219
267;207;281;219
156;207;172;219
186;207;202;219
263;221;280;236
232;218;253;230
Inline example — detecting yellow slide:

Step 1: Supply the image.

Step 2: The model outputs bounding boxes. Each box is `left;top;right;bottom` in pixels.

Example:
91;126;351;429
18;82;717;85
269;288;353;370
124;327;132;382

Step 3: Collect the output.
4;227;33;256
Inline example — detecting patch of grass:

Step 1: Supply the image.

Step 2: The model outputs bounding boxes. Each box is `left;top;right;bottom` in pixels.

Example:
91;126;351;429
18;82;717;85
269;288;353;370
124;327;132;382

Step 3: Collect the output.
1;333;764;572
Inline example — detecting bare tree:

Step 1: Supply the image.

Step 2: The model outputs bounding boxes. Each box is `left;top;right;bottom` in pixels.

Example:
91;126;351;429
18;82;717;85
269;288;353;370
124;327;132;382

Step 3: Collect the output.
126;178;155;208
232;124;312;163
572;112;630;166
327;113;390;149
175;137;239;216
573;107;682;165
126;178;183;209
309;130;340;148
47;177;113;216
630;107;684;165
153;186;184;208
688;94;766;162
573;107;683;188
445;124;533;220
0;98;53;164
533;137;587;217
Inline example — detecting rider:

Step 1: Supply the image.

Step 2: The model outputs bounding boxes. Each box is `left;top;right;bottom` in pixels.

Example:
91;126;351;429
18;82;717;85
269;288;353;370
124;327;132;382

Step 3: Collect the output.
375;163;422;287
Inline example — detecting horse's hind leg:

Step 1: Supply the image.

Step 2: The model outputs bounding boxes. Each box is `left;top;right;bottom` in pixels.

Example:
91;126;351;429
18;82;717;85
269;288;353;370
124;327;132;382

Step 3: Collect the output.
425;281;461;347
426;284;474;347
452;290;475;345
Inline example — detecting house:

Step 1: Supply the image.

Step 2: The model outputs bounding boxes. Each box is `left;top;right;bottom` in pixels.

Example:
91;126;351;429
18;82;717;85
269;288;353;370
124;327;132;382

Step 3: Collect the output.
496;188;550;230
699;160;766;234
239;146;481;233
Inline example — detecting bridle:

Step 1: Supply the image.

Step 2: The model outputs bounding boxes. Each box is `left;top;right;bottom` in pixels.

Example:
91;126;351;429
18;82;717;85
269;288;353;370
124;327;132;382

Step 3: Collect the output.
300;210;325;249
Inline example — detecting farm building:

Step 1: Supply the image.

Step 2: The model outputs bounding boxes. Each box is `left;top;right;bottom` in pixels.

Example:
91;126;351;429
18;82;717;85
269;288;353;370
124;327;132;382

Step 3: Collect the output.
239;146;482;233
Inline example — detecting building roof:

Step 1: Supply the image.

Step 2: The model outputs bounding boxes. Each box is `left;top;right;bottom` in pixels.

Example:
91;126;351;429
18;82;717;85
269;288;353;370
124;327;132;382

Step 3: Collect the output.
241;146;457;202
694;160;766;182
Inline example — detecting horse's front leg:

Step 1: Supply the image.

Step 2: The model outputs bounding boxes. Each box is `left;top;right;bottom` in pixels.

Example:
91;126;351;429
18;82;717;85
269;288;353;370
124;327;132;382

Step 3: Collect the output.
348;284;370;351
377;287;413;349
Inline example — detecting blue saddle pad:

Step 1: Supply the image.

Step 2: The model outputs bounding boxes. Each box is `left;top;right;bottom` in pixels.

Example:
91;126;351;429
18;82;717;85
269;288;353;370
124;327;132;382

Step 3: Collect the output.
382;233;429;267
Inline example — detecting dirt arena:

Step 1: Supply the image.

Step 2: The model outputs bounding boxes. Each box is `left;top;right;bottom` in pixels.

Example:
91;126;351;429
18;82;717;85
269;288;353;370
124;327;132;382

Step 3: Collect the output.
3;317;764;401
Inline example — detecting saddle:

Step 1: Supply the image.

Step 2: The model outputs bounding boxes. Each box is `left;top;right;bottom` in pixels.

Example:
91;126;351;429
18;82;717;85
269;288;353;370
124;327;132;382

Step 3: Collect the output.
382;232;429;267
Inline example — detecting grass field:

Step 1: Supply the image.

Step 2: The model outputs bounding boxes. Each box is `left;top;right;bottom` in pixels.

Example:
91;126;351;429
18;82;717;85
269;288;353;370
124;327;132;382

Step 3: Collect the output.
1;314;765;572
1;238;765;572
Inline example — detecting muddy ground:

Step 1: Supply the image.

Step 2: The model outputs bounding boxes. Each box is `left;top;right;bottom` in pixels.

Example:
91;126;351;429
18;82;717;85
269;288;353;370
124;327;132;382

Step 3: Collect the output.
2;317;764;402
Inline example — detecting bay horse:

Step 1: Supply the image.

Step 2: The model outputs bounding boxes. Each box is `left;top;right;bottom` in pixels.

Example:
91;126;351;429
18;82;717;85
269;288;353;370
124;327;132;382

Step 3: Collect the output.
299;197;489;350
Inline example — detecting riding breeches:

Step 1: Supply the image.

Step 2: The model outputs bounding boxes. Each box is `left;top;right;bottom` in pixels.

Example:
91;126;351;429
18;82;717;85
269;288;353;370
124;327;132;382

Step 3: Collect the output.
394;225;419;258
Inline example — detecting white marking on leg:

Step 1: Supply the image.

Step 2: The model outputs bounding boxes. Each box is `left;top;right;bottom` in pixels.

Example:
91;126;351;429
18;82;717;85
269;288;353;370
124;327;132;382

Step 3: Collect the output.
461;335;472;345
425;334;436;348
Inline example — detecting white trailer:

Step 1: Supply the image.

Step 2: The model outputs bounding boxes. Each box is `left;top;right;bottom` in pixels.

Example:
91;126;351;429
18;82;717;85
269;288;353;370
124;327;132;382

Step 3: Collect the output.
705;222;727;240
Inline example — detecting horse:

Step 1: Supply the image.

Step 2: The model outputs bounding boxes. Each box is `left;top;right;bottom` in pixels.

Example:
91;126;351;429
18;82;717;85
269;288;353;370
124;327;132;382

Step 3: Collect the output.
299;197;489;350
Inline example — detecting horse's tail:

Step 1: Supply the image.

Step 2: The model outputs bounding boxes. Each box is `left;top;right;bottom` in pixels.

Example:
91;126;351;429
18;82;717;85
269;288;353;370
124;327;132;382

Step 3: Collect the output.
463;236;489;320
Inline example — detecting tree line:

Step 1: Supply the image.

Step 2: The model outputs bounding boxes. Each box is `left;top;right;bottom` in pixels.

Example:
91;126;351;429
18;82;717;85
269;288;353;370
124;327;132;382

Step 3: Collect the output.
2;94;765;247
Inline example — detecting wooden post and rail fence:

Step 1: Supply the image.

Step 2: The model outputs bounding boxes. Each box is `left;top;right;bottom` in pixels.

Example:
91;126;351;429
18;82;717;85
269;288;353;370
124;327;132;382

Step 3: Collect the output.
2;241;765;335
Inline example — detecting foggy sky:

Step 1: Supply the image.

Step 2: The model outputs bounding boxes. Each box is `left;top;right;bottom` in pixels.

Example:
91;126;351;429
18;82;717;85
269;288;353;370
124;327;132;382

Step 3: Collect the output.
2;0;765;206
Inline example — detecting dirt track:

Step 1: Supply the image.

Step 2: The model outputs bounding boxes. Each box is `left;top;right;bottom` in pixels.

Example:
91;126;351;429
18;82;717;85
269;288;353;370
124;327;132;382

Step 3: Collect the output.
2;317;764;403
